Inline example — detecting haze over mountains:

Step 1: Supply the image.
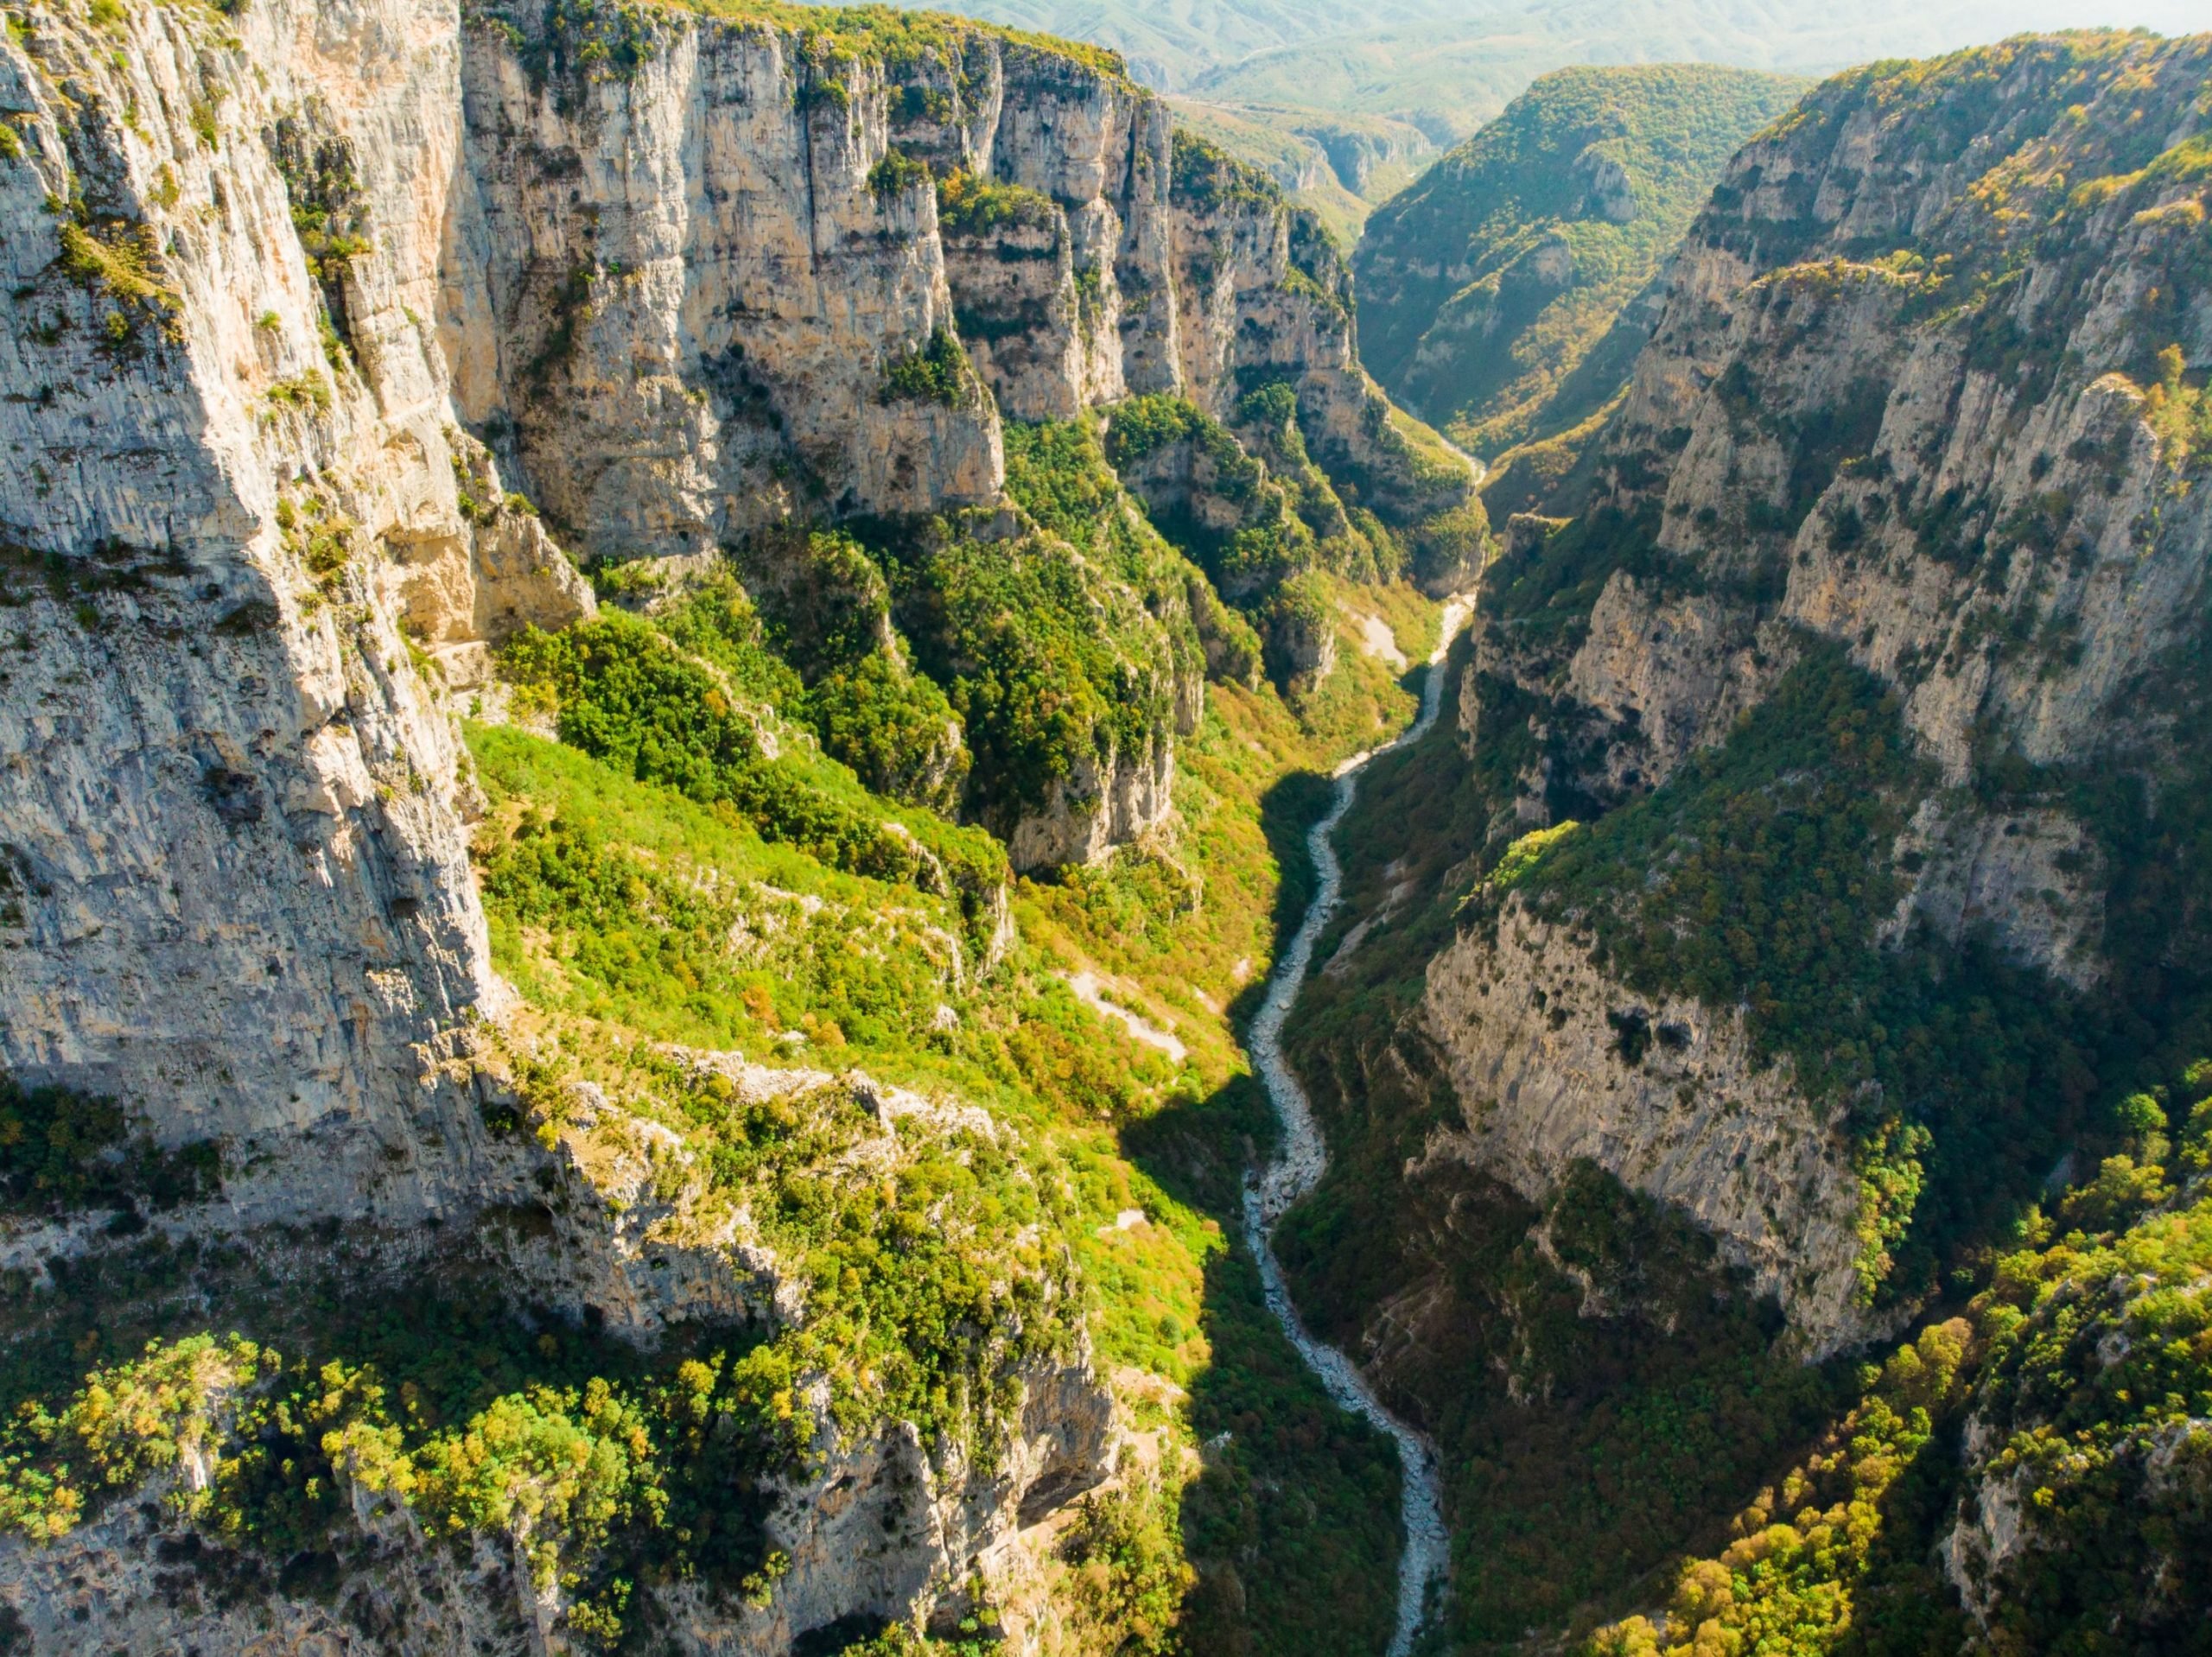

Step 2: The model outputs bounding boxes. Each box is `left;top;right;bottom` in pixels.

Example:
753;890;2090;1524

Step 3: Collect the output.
918;0;2208;128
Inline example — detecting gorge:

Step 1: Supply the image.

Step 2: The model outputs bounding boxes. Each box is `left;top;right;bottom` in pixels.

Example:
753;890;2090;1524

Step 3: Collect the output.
0;2;2209;1654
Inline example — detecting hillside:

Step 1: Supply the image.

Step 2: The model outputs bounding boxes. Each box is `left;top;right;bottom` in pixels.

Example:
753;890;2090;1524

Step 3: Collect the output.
1179;0;2207;135
0;0;1478;1648
1355;63;1807;460
1281;27;2212;1651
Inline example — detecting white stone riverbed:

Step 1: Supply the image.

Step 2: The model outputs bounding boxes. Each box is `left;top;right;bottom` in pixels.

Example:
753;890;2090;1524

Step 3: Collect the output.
1243;594;1474;1657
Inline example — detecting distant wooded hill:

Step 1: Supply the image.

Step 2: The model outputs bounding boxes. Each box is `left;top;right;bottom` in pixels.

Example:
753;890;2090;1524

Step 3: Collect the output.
1354;63;1807;460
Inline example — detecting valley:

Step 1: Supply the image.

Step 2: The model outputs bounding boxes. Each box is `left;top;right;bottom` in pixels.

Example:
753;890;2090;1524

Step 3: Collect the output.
0;0;2208;1654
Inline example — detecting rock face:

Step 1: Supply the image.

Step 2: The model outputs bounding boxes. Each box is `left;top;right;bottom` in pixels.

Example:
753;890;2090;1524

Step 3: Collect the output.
1346;32;2212;1353
0;1351;1109;1657
0;0;1245;1645
1419;903;1869;1354
0;0;534;1213
1004;730;1174;871
452;5;1008;557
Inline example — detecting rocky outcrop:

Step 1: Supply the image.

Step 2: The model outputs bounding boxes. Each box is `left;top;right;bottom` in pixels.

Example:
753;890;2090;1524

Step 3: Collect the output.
0;0;1188;1644
1419;901;1870;1354
0;1353;1109;1656
452;4;1008;557
0;0;523;1212
1004;730;1174;872
1482;34;2212;974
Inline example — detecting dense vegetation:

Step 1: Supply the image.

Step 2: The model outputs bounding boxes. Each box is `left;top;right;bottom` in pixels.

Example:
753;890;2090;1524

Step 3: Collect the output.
1497;645;2107;1301
1588;1069;2212;1657
0;1077;218;1217
1100;381;1471;689
467;512;1446;1650
1356;65;1805;459
476;0;1135;106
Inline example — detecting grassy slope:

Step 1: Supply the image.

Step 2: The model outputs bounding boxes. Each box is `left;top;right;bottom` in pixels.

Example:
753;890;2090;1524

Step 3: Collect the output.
1355;63;1806;457
464;560;1446;1654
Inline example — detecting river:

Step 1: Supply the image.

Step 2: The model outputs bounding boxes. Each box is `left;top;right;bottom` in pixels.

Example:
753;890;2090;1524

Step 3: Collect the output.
1241;591;1476;1657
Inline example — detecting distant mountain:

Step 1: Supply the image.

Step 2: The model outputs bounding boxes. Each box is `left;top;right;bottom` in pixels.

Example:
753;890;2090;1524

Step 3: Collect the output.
1164;100;1435;242
889;0;1515;91
1355;63;1807;459
910;0;2204;136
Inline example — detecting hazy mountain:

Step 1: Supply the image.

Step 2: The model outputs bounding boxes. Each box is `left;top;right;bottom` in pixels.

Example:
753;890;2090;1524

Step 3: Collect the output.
1356;64;1806;455
921;0;2205;136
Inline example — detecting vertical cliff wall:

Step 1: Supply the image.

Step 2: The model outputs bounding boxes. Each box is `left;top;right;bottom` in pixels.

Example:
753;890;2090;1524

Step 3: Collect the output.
0;0;1482;1645
0;0;595;1215
0;0;1468;1168
1292;32;2212;1362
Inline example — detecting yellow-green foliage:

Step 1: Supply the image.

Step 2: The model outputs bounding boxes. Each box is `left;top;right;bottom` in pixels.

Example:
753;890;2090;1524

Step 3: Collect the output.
1587;1069;2212;1657
53;210;180;342
1586;1317;1975;1657
877;325;978;407
473;0;1134;99
1168;127;1281;214
2144;342;2212;474
934;167;1055;235
0;1335;271;1541
1488;818;1580;889
274;490;353;591
265;371;334;415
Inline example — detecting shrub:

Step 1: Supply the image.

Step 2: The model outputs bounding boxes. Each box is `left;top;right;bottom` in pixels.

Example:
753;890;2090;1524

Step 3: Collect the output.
497;613;1007;931
866;149;931;199
803;652;968;815
879;327;976;408
934;168;1056;237
0;1078;219;1215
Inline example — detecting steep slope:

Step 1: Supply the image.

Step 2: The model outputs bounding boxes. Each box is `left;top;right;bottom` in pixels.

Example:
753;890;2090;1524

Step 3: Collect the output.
0;0;1471;1650
1590;1081;2212;1656
1356;64;1806;458
1276;29;2212;1648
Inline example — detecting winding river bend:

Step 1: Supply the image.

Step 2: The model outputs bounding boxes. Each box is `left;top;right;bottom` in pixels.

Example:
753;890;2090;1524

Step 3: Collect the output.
1243;594;1476;1657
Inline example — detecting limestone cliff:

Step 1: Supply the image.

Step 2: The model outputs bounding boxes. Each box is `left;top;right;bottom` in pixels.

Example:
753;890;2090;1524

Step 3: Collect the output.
0;0;1271;1645
0;0;576;1208
0;0;1455;1152
1253;41;2212;1647
1408;31;2212;1350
